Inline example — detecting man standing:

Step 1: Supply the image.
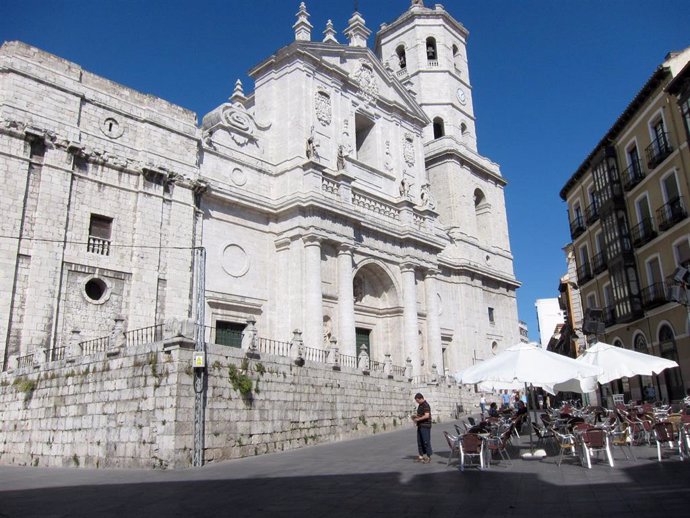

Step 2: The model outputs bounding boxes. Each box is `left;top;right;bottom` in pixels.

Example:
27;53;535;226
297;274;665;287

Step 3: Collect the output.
412;393;432;463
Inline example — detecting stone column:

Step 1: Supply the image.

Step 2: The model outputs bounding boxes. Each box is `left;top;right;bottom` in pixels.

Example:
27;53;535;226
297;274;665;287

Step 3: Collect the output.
303;235;323;349
400;262;420;376
425;269;443;377
337;243;356;357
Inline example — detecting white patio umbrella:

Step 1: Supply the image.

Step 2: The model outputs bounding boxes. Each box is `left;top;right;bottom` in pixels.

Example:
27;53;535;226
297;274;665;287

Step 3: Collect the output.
454;342;602;388
548;341;679;393
454;342;603;454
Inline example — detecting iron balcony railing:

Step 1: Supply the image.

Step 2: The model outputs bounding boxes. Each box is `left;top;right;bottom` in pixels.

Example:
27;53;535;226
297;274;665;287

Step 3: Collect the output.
576;262;593;285
621;159;645;191
630;217;657;248
646;132;673;170
585;201;600;225
657;196;687;231
592;250;607;274
641;282;668;310
569;216;586;239
602;305;616;327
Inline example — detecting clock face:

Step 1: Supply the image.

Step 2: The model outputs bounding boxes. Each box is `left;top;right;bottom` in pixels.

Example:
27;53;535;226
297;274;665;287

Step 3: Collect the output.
456;88;466;105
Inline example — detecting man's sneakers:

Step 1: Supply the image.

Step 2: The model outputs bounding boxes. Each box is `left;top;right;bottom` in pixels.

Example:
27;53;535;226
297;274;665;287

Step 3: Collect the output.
415;454;431;463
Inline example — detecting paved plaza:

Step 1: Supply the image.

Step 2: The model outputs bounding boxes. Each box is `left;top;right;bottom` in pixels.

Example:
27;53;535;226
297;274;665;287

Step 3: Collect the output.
0;416;688;518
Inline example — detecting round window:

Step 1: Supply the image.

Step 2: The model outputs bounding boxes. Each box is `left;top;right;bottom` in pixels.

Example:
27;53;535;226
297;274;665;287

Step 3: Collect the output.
84;278;108;302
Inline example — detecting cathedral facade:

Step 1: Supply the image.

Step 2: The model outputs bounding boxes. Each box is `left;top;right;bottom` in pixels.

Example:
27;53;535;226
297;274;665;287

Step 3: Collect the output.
0;2;520;379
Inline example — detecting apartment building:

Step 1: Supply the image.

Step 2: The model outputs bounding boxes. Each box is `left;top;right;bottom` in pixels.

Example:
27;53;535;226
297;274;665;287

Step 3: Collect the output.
560;48;690;403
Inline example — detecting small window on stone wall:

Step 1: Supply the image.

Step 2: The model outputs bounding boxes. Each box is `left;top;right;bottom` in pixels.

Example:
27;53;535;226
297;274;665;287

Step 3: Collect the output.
433;117;445;139
88;214;112;256
83;276;110;304
216;321;245;348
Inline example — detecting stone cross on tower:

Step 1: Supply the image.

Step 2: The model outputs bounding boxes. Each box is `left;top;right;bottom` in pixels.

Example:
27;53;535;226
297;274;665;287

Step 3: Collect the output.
293;2;313;41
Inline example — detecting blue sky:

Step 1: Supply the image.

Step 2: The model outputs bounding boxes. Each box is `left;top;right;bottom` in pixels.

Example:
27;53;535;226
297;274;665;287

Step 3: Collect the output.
3;1;689;341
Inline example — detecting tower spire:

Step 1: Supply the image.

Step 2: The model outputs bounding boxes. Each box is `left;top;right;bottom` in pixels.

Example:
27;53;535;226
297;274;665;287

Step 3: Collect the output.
293;2;313;41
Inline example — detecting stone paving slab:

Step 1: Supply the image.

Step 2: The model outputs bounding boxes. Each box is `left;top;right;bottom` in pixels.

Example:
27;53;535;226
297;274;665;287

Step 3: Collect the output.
0;419;688;517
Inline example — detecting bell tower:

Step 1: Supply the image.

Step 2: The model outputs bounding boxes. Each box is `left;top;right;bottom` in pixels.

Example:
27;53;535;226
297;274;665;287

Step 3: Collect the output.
375;1;517;289
375;1;476;150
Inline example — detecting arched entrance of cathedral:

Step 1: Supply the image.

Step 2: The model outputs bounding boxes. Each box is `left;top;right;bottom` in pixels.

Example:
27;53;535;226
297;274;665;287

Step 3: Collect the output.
351;262;402;365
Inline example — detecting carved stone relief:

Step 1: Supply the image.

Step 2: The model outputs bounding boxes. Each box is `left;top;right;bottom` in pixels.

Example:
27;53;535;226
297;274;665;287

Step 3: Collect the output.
402;133;415;167
351;59;379;104
384;140;393;172
314;90;332;126
221;244;250;277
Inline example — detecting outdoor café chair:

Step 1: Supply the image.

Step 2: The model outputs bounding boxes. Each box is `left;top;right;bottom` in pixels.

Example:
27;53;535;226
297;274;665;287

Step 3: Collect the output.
532;422;555;453
554;431;577;467
458;433;485;471
443;431;460;467
653;422;684;462
610;424;636;462
580;427;614;469
487;427;512;466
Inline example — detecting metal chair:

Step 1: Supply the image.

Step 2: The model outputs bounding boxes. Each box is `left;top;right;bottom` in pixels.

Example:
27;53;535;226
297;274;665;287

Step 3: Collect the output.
653;422;684;462
443;431;461;467
580;427;614;468
554;431;577;467
486;427;512;466
531;422;555;453
610;424;636;461
458;433;485;471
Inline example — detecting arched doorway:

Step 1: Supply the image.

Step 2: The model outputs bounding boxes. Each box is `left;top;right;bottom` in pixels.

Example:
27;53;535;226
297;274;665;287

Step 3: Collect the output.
352;262;401;365
658;324;684;401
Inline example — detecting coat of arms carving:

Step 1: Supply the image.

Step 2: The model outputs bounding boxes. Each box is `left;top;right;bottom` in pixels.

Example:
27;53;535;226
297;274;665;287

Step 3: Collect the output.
352;59;378;104
314;90;332;126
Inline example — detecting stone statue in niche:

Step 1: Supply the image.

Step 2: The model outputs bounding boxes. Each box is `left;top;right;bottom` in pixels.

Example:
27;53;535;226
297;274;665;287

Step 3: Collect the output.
399;177;412;199
384;140;393;171
337;145;347;170
353;276;364;303
420;183;436;209
306;126;319;160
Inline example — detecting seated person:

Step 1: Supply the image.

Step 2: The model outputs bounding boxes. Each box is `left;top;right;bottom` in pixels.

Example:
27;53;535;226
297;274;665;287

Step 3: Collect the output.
516;400;528;416
487;402;500;418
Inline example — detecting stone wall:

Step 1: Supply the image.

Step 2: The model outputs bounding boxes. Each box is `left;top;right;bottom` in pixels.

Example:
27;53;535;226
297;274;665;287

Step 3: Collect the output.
0;338;472;470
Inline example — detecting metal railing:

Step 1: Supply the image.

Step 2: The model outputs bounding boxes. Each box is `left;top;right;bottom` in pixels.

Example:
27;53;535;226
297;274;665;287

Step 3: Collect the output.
657;197;687;231
126;324;163;347
17;353;34;368
576;262;593;285
569;216;586;239
257;337;290;357
585;201;599;225
621;159;645;191
630;217;657;247
645;132;673;169
592;250;607;274
303;346;328;363
51;346;67;361
641;282;668;309
340;354;357;369
80;336;110;355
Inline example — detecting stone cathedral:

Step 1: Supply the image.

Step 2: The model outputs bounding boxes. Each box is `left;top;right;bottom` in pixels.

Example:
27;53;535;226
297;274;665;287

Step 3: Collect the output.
0;1;520;380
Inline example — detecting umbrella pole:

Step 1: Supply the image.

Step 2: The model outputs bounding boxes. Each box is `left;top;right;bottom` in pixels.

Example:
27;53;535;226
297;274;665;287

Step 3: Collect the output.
525;382;534;453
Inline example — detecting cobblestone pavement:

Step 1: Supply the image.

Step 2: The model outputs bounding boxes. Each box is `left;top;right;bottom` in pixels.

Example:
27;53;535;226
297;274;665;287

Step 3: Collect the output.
1;418;689;517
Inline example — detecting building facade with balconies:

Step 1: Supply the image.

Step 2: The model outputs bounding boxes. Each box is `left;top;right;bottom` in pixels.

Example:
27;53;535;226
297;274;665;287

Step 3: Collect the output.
560;47;690;403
